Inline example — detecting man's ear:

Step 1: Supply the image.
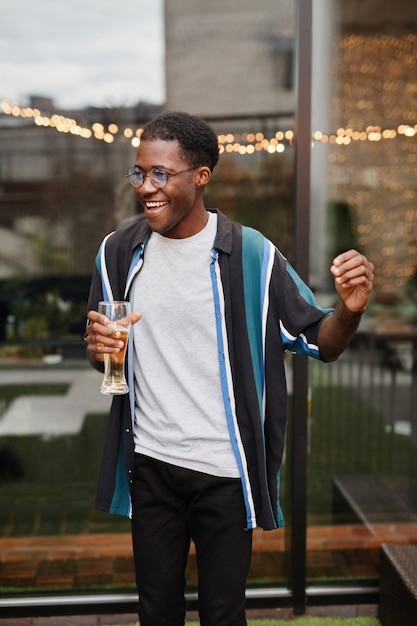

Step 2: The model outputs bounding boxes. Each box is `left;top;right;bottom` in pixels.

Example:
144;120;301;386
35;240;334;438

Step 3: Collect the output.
196;166;211;187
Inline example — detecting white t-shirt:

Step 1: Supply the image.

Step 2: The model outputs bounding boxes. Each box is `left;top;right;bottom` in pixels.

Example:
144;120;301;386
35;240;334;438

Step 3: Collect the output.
132;212;239;478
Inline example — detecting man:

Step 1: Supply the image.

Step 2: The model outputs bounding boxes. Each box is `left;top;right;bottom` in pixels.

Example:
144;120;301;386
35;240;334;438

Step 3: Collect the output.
85;111;374;626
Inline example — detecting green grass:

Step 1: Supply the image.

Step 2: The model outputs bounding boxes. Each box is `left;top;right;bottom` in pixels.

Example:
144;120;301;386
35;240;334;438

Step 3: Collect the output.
304;381;413;523
98;617;381;626
0;382;70;406
2;378;411;534
0;374;410;600
189;620;381;626
203;621;380;626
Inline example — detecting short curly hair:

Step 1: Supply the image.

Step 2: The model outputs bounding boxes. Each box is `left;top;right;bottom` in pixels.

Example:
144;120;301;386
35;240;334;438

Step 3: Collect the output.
141;111;219;172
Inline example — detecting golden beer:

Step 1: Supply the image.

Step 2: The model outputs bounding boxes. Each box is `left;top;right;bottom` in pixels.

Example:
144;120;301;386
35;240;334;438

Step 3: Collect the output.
100;326;130;395
98;301;131;395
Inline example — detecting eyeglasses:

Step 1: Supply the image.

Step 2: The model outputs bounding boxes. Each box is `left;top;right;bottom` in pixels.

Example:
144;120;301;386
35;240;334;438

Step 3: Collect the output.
126;165;200;189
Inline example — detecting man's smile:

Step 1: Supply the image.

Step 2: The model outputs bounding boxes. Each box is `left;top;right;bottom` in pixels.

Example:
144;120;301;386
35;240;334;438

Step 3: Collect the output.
143;200;169;213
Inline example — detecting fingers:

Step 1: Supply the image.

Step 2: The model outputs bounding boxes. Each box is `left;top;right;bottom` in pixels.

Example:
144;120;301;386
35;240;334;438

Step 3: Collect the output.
331;250;374;287
85;309;141;358
85;325;123;360
129;312;142;325
332;249;374;273
86;310;141;327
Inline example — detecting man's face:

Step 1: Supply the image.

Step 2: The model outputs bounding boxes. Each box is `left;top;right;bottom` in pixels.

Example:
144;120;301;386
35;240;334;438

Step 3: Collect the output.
133;138;208;239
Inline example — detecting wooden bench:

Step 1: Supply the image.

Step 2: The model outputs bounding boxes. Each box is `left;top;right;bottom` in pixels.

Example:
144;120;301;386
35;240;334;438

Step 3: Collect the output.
379;544;417;626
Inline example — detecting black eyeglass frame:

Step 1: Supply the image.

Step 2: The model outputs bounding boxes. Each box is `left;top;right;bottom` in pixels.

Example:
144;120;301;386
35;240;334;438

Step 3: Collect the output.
126;165;201;188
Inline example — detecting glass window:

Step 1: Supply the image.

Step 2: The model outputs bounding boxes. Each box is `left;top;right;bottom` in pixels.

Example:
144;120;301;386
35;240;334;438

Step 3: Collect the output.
0;0;296;602
0;0;164;600
308;0;417;590
5;0;415;610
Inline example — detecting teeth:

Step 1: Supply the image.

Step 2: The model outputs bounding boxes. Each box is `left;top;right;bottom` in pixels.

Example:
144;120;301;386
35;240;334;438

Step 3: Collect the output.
145;201;166;208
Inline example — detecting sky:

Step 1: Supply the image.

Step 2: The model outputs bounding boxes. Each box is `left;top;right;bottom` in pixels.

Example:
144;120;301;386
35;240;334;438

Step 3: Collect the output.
0;0;165;110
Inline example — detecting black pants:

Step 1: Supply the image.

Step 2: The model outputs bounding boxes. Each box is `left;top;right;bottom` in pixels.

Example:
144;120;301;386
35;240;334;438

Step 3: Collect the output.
131;454;252;626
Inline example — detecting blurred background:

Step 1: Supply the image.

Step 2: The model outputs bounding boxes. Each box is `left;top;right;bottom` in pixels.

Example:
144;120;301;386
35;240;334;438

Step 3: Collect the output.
0;0;416;614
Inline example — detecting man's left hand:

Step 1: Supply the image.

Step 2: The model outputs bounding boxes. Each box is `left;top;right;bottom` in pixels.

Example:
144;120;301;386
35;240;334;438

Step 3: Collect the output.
331;249;374;313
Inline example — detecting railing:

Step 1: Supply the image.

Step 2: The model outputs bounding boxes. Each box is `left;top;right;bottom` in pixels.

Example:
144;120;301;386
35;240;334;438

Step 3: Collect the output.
307;334;416;523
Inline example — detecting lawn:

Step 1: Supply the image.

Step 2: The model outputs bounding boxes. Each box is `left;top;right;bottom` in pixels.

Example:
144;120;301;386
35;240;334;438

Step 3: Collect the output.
188;620;381;626
98;617;381;626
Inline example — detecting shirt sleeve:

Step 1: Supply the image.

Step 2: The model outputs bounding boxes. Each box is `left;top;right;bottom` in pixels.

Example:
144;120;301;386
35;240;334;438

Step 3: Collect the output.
275;257;333;359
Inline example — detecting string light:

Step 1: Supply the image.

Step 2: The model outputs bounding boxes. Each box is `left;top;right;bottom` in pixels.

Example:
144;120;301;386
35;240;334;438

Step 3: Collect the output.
327;32;417;294
1;33;417;294
3;97;416;155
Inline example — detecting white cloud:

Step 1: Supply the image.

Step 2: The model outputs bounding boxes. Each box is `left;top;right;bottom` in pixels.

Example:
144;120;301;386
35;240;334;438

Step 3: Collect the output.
0;0;165;109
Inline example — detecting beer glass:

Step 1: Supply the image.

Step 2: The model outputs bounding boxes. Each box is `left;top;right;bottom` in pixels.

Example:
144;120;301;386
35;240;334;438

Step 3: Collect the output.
98;301;131;395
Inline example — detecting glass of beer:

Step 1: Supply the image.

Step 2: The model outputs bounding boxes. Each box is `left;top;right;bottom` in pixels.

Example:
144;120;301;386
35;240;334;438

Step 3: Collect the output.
98;300;131;395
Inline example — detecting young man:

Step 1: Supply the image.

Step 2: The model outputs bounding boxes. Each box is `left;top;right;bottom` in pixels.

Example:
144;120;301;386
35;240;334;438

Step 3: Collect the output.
85;111;374;626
